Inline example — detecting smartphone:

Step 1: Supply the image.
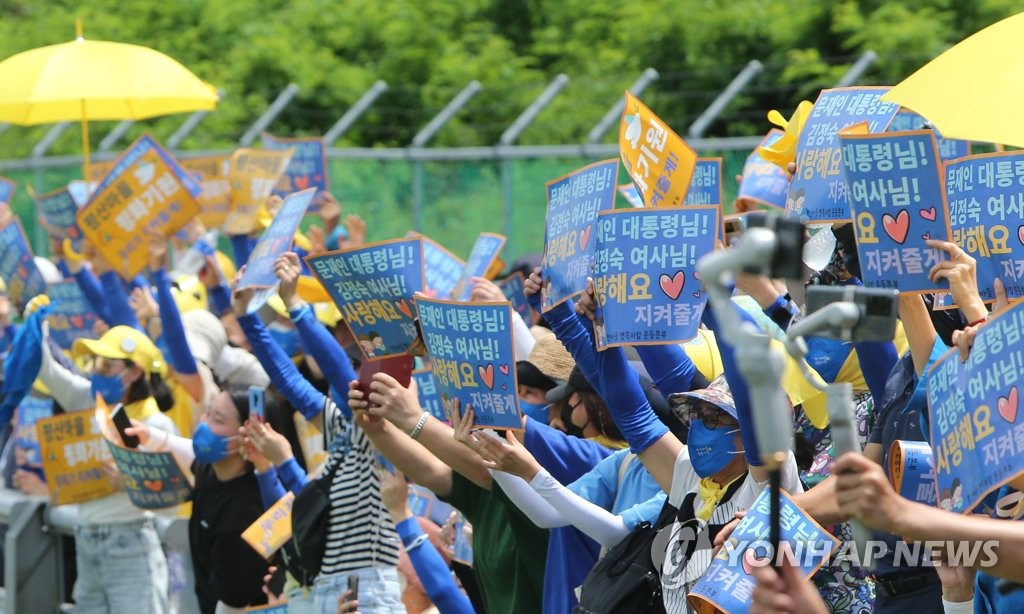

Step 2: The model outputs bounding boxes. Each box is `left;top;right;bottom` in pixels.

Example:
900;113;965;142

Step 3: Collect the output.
249;386;265;422
347;575;359;602
357;354;415;399
111;404;140;448
723;215;747;247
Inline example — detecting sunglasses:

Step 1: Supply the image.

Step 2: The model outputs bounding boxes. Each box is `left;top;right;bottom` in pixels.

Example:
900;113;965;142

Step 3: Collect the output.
684;404;738;430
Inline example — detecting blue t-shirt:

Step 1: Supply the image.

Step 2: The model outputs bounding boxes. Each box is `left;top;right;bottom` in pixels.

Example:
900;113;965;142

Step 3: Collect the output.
805;337;853;383
868;337;947;578
524;418;664;614
973;485;1024;613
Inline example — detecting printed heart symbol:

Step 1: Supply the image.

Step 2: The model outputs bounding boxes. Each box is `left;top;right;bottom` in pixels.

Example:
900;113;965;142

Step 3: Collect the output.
921;232;931;241
579;225;593;251
478;364;495;389
919;207;937;222
1018;225;1024;246
742;547;764;576
693;290;702;298
396;299;414;319
997;386;1019;424
498;364;510;376
659;271;685;301
143;480;163;492
294;176;310;190
70;315;84;329
881;209;910;245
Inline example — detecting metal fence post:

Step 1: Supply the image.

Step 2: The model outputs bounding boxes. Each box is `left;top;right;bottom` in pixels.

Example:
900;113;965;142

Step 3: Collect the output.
167;90;225;150
98;120;134;152
498;74;570;248
324;81;389;146
238;83;301;146
586;68;659;144
688;60;764;139
409;81;483;231
835;51;878;87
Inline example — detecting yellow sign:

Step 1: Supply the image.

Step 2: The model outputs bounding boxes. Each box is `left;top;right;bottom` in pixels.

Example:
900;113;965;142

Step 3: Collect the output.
36;411;117;506
180;155;231;229
619;92;698;208
88;160;116;184
76;134;201;278
293;412;329;473
242;491;295;560
225;148;294;235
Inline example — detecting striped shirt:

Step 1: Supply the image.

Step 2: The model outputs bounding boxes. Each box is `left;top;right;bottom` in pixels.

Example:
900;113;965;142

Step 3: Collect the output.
318;397;401;576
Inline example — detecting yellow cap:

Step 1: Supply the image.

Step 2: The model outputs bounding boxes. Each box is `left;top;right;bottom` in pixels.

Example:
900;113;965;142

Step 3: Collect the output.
73;326;167;377
313;302;342;327
171;274;208;314
681;328;723;382
297;275;330;304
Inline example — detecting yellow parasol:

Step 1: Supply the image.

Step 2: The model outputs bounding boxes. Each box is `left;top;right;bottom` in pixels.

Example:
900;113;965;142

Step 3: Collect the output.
882;11;1024;148
0;21;218;180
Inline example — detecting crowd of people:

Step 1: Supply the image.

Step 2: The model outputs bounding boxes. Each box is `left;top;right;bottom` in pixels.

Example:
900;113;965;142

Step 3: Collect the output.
0;138;1021;614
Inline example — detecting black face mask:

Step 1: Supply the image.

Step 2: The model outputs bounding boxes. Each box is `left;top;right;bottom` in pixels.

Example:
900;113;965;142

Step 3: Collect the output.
560;403;586;438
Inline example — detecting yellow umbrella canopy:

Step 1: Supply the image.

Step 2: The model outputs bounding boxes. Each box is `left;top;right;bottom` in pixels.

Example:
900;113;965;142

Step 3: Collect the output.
882;11;1024;148
0;25;218;177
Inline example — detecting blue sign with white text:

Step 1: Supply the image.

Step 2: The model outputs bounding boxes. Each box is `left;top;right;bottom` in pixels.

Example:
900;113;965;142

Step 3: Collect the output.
416;298;520;429
889;110;970;162
499;272;535;325
787;87;901;223
683;158;722;205
840;129;952;292
417;234;465;300
307;237;425;360
413;367;448;423
0;219;46;306
927;302;1024;514
542;159;618;311
15;395;54;469
260;133;330;204
593;206;717;349
454;233;506;301
47;281;100;349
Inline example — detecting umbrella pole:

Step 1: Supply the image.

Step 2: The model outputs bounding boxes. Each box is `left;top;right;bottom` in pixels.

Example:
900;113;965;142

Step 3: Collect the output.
80;99;91;182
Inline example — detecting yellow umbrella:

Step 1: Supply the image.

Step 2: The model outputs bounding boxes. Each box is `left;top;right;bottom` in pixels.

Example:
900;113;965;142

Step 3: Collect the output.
0;22;218;179
882;11;1024;148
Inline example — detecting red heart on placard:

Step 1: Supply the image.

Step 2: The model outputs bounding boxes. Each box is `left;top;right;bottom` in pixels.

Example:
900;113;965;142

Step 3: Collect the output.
143;480;163;492
579;225;592;251
998;386;1019;424
498;364;509;376
919;207;937;221
659;271;685;301
70;315;84;329
1018;225;1024;246
294;176;310;190
881;209;910;245
921;233;931;241
396;300;414;319
478;364;495;389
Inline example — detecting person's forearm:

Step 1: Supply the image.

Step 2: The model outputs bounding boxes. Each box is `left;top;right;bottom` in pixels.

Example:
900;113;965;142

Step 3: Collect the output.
792;475;844;526
409;418;492;490
898;294;939;378
359;421;453;498
489;470;567;529
73;267;113;324
852;341;898;409
255;467;287;509
229;234;254;269
524;416;613;485
530;467;630;547
895;502;1024;583
151;268;198;375
290;303;357;408
395;517;476;614
98;271;141;330
511;310;535;362
276;457;309;493
634;344;698;397
237;313;324;419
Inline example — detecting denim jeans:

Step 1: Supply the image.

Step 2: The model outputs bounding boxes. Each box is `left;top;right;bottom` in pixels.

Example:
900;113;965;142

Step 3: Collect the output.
73;519;169;614
312;566;405;614
286;585;316;614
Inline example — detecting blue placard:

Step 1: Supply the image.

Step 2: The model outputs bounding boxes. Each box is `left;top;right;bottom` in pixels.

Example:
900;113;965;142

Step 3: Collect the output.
407;484;454;527
787;87;902;223
260;133;330;203
415;298;520;429
34;186;83;243
454;233;506;301
498;272;534;325
0;219;46;306
417;234;465;300
592;206;716;349
840;129;952;292
47;281;100;349
683;158;723;205
738;130;790;209
927;303;1024;514
889;440;937;506
106;442;194;509
413;368;449;423
307;237;425;359
888;110;970;162
90;134;201;203
452;514;473;565
617;183;644;208
238;188;316;314
945;152;1024;302
541;159;618;311
0;177;15;208
687;488;840;613
15;395;54;468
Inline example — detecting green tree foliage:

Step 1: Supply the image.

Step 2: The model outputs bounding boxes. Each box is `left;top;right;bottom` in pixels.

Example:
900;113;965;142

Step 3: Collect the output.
0;0;1018;157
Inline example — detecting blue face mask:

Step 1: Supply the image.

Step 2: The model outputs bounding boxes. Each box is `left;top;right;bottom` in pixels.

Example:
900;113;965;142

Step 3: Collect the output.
91;372;126;405
518;400;549;423
267;323;300;357
192;422;235;464
687;420;741;478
